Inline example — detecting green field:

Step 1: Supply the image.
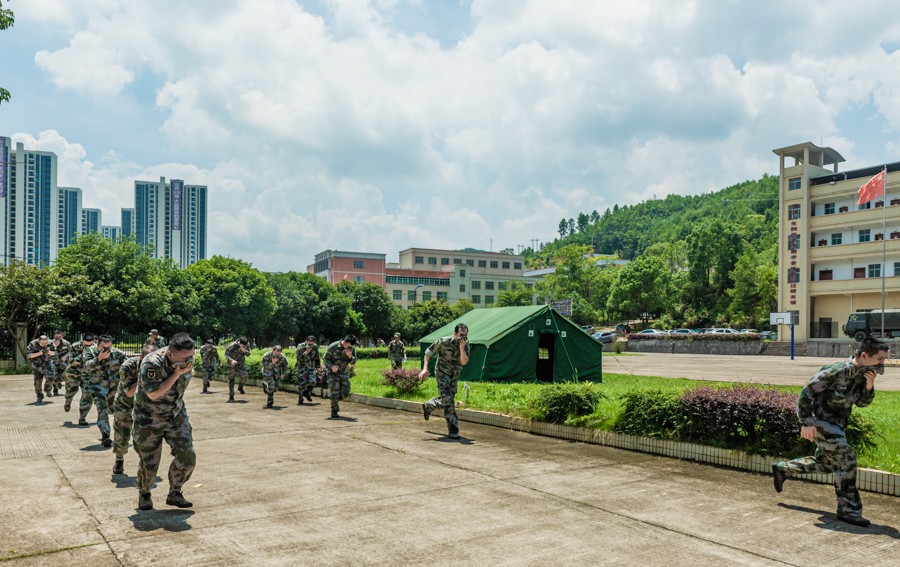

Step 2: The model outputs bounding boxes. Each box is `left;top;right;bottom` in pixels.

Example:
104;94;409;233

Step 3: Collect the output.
350;358;900;474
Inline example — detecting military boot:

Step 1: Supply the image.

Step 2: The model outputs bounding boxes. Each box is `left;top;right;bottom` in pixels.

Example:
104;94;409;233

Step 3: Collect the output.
64;398;72;412
101;433;112;448
166;491;193;508
422;403;431;421
298;393;304;405
202;385;208;393
266;397;274;408
113;457;124;475
138;492;153;510
238;385;245;395
78;418;88;426
331;410;339;418
837;513;870;527
305;391;313;402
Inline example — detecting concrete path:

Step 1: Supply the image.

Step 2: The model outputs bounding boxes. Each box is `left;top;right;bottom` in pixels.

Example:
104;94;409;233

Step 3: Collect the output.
0;372;898;566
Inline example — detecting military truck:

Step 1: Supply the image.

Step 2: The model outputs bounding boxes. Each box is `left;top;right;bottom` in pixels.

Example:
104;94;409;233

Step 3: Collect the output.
843;309;900;341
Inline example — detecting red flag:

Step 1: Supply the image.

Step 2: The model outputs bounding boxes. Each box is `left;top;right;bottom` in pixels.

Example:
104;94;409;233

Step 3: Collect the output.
857;170;886;205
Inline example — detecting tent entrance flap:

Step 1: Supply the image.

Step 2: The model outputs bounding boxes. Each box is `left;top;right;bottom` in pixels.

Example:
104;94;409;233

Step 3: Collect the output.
536;332;556;382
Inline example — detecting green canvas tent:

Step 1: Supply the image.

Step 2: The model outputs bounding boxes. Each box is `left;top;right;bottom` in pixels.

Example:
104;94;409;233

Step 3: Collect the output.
418;305;602;383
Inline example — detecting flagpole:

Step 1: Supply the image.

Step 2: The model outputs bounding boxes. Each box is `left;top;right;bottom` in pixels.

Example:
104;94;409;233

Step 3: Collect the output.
881;165;887;339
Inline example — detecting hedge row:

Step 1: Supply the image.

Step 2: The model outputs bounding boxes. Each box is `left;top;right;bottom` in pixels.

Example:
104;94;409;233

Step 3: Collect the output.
628;333;762;341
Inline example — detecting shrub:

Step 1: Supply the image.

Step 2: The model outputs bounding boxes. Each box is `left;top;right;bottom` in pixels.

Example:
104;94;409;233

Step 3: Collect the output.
530;382;603;424
612;340;625;354
613;390;684;438
380;368;426;394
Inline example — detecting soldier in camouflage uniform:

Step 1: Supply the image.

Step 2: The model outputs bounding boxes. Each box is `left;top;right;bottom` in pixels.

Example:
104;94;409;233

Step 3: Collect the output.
771;337;888;527
388;332;406;370
224;337;250;402
112;345;154;475
144;329;167;351
295;335;320;405
261;345;288;408
133;333;196;511
419;323;470;440
62;334;96;420
26;335;56;403
50;330;72;397
323;335;358;418
197;339;221;393
82;335;128;448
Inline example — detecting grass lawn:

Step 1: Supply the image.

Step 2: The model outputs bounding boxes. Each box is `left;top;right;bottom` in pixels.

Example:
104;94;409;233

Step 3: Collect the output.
351;358;900;474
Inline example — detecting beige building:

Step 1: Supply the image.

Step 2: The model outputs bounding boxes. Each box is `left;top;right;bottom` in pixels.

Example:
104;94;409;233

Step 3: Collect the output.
773;142;900;341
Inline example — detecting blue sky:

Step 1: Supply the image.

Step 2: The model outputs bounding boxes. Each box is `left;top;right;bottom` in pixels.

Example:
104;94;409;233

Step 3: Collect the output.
2;0;900;272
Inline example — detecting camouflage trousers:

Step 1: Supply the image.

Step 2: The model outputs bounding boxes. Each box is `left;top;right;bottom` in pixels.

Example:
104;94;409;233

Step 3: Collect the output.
776;420;862;517
52;363;67;391
390;357;404;370
262;374;282;404
32;365;56;398
423;370;459;436
197;365;217;389
327;372;351;413
83;381;113;437
133;411;195;494
297;366;317;396
112;403;134;457
227;366;248;396
64;376;93;420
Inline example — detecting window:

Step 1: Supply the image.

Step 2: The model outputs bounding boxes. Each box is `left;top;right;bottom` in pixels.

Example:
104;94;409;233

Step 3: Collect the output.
459;284;466;292
788;204;801;220
490;261;498;268
498;281;508;290
831;233;842;245
854;267;866;279
788;177;801;190
422;291;432;301
441;257;450;265
859;229;871;243
787;267;800;284
428;257;437;265
408;290;416;301
859;201;872;211
459;269;466;277
353;260;365;269
787;234;800;251
895;262;900;276
819;270;833;281
471;280;481;289
478;260;487;267
436;291;448;301
353;276;365;283
868;264;882;278
485;281;494;290
514;262;522;270
485;295;495;304
466;259;474;266
415;256;424;264
471;295;481;304
453;258;462;264
502;261;510;269
393;290;402;300
824;203;835;215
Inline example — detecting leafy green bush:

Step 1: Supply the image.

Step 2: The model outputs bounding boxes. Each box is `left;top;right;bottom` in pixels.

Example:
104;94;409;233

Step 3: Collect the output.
613;390;684;438
380;368;426;394
530;382;603;424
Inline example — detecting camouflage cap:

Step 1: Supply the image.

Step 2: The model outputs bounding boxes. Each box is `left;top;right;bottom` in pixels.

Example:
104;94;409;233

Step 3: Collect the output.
394;332;401;338
307;335;316;341
149;329;159;335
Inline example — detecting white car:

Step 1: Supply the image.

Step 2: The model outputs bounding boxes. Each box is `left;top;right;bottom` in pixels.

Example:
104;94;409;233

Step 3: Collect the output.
709;328;738;334
637;329;667;336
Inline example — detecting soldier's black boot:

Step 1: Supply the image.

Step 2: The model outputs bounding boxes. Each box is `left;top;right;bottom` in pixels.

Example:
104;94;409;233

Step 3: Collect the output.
331;410;339;418
78;418;88;426
266;397;273;408
298;394;304;405
138;492;153;510
113;457;124;475
202;385;208;393
305;391;313;402
166;491;193;508
771;463;786;493
101;433;112;448
836;513;870;527
64;398;72;412
422;403;431;421
238;385;245;395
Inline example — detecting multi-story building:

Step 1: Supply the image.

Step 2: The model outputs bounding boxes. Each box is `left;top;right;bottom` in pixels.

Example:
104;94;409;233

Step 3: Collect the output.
101;225;120;240
82;208;101;235
5;141;58;266
773;141;900;341
134;177;208;268
57;187;82;249
121;207;135;238
0;136;9;264
309;250;387;286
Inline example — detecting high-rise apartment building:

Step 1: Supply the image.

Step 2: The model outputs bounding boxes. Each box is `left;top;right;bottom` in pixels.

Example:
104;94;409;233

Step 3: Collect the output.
5;141;59;266
0;137;9;264
121;207;135;238
774;142;900;341
82;208;101;235
58;187;82;248
101;225;120;240
134;177;207;268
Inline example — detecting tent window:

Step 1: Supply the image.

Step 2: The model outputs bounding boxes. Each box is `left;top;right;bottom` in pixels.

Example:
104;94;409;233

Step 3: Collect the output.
538;348;549;359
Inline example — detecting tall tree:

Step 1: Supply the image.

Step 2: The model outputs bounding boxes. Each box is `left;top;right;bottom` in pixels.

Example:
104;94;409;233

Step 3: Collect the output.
496;280;534;307
557;219;568;238
0;260;74;357
727;246;778;328
606;256;673;322
336;280;394;341
0;1;13;104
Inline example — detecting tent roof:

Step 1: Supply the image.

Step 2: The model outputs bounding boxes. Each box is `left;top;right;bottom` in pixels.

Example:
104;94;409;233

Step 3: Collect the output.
419;305;551;347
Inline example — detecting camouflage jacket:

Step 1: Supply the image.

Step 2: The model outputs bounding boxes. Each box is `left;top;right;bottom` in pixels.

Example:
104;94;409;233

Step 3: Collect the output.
82;346;128;387
133;346;192;423
797;358;876;429
295;343;320;370
199;343;221;369
144;335;167;350
114;356;141;413
261;351;288;379
62;352;85;382
70;341;90;359
323;341;357;375
52;338;72;365
26;339;54;371
225;341;248;368
425;336;471;378
388;340;406;359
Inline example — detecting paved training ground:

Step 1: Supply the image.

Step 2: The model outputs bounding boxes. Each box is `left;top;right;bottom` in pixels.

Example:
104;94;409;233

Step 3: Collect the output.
1;356;898;566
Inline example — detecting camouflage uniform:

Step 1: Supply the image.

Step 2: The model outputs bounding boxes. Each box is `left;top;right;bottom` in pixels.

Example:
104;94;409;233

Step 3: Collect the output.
198;343;222;391
224;341;249;399
82;345;128;441
62;342;94;418
261;350;288;407
51;337;72;394
26;339;56;401
323;341;356;416
132;347;196;499
422;336;471;437
295;341;320;401
113;356;141;458
773;358;876;519
144;335;167;350
388;338;406;370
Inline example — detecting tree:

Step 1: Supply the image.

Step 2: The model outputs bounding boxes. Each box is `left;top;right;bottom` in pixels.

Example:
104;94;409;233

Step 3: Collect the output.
727;246;777;328
186;256;276;340
576;212;590;233
336;280;394;341
450;298;476;318
558;219;568;238
535;244;605;323
406;300;456;339
0;260;74;358
0;1;13;104
261;272;363;344
606;256;673;322
497;281;534;307
157;260;201;335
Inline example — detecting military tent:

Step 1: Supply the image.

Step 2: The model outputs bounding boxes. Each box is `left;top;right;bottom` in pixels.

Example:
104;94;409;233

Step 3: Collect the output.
418;305;602;382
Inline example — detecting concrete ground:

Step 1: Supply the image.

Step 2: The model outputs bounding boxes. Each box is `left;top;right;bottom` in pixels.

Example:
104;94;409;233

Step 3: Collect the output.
1;359;898;566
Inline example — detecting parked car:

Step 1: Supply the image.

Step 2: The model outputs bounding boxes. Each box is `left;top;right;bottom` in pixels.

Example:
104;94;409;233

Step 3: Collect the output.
636;329;667;336
592;331;617;344
670;328;694;335
615;324;632;335
709;328;738;334
739;329;759;334
580;325;595;333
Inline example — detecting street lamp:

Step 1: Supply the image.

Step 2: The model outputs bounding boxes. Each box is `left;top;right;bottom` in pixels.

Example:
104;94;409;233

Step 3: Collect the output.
413;283;424;307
